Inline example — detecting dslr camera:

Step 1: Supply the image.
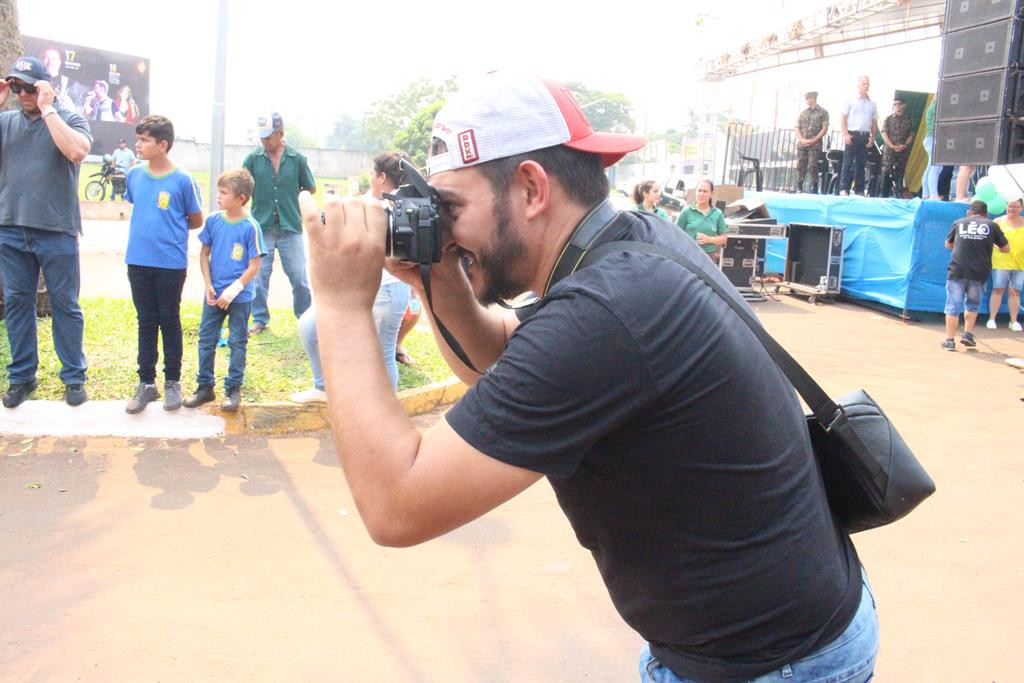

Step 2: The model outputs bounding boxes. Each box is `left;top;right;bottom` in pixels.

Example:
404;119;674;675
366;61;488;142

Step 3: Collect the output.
319;159;443;266
382;159;443;265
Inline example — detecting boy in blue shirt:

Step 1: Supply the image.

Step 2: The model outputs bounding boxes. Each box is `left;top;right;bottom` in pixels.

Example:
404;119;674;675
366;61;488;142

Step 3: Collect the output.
123;114;204;413
183;169;265;412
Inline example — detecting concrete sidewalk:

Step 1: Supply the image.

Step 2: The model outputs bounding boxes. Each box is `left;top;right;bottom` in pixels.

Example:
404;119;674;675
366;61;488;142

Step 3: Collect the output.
0;377;467;438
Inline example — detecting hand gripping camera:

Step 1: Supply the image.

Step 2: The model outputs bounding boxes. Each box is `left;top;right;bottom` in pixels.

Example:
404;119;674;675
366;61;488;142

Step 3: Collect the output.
382;159;443;266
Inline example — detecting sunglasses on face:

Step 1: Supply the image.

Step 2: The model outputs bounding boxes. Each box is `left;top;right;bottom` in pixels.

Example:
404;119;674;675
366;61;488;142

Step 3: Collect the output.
8;82;37;95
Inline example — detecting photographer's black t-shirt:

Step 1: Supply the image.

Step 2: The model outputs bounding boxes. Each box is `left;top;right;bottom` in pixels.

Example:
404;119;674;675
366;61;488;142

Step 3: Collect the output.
946;215;1007;281
446;210;861;682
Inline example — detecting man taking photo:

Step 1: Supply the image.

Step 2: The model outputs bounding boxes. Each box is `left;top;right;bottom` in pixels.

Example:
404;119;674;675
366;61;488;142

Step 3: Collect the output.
300;72;877;682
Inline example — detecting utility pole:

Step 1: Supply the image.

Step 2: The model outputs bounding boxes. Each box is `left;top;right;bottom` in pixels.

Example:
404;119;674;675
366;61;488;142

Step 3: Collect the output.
208;0;228;212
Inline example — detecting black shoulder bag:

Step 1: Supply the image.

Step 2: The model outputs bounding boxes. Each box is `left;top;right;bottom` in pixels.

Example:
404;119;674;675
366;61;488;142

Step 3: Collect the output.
579;239;935;533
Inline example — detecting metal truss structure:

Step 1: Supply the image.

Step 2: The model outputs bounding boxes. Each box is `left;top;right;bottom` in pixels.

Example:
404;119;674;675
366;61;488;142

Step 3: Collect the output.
703;0;946;81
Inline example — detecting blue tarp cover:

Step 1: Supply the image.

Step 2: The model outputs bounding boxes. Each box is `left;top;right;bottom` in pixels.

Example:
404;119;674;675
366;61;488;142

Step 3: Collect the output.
752;192;968;314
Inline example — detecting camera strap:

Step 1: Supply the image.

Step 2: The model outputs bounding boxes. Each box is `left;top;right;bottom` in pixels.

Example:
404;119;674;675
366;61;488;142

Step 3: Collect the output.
420;263;481;374
513;199;623;322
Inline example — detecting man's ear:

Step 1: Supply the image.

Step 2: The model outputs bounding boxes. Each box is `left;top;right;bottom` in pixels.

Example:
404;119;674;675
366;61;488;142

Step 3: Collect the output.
516;160;549;221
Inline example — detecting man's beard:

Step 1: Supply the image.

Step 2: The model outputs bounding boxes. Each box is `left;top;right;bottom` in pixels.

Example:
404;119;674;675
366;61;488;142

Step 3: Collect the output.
470;190;527;306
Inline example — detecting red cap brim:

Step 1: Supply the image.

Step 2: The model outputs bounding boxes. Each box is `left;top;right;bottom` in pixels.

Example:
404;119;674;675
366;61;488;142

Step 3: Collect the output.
564;131;648;167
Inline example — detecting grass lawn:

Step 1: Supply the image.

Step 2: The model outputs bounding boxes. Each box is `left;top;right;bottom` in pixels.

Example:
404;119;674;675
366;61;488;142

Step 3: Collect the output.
78;162;353;208
0;298;453;401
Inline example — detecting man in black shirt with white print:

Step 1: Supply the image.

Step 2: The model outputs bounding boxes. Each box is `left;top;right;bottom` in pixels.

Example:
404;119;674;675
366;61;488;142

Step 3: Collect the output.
943;200;1009;351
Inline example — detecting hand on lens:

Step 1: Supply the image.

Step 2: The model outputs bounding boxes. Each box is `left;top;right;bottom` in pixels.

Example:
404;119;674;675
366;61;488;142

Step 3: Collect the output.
301;191;386;309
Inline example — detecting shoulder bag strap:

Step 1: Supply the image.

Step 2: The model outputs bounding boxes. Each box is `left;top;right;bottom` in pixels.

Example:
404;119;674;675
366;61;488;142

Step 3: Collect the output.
580;240;841;427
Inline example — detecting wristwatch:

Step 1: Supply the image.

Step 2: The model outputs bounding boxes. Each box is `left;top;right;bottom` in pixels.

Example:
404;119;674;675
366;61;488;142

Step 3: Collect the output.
39;105;57;119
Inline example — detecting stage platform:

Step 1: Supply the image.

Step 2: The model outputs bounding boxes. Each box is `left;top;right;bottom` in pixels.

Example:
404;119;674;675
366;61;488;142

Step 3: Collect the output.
750;192;974;315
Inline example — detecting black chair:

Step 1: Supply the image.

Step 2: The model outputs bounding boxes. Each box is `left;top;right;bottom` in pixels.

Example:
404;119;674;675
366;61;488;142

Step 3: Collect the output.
736;152;763;191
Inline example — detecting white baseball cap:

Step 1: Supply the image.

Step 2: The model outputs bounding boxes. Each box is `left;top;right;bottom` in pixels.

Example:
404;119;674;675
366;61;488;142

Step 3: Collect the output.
426;72;647;176
257;112;283;139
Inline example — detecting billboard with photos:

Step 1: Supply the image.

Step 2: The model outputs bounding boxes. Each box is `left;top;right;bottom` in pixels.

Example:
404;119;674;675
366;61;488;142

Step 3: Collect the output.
22;35;150;156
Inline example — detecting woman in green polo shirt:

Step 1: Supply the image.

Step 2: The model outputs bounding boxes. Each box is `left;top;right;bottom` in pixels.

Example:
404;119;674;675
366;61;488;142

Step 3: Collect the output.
676;179;728;261
632;179;669;219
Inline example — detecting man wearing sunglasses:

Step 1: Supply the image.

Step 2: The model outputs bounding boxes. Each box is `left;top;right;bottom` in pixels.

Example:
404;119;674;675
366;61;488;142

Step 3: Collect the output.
0;56;92;408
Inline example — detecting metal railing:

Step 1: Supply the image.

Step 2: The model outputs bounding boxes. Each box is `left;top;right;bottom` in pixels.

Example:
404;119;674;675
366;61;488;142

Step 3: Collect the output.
722;121;847;193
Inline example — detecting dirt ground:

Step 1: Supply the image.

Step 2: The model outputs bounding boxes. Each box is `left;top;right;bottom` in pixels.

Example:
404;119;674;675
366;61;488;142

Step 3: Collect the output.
3;241;1024;680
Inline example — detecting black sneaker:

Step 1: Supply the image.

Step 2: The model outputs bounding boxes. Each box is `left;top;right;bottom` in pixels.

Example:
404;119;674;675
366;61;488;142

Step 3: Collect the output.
64;383;88;406
183;385;216;408
164;381;183;411
3;378;38;408
125;382;159;414
941;338;956;351
960;331;977;347
221;387;241;412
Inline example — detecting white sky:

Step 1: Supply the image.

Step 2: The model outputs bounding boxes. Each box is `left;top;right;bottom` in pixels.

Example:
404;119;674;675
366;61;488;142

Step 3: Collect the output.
17;0;942;145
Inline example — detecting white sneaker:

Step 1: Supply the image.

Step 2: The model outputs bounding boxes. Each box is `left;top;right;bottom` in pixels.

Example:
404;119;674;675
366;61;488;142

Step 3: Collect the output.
986;319;998;330
839;190;849;196
1012;321;1023;332
289;388;327;404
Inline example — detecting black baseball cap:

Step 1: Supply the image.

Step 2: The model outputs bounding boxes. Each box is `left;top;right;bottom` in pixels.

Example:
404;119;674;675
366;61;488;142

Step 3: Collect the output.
6;56;49;84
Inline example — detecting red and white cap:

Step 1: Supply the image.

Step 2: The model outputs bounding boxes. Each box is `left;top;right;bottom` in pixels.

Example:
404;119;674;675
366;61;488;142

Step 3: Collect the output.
426;72;647;176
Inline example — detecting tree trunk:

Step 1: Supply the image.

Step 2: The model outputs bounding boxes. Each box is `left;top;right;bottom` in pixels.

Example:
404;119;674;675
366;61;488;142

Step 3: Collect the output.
0;0;22;111
0;4;49;319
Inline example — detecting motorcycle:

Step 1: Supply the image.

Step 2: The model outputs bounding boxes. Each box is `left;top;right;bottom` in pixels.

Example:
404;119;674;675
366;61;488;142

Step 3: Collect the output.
84;154;127;201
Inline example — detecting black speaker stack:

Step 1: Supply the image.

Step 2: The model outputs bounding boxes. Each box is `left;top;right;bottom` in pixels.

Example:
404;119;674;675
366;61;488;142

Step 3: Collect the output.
934;0;1024;165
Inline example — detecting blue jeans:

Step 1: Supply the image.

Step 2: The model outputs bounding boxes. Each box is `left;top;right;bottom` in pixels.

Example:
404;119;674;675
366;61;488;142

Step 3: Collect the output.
196;299;251;390
0;226;87;385
839;133;871;195
945;278;983;315
297;281;410;392
372;281;411;390
640;575;878;683
250;230;311;327
921;135;941;199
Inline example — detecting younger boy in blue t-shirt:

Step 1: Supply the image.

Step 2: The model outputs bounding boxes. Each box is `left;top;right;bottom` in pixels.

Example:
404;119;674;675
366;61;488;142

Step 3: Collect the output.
183;169;265;412
123;114;204;414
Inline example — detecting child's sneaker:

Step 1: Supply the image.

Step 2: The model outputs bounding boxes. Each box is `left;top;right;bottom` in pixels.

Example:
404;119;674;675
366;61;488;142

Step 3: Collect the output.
221;387;241;412
1011;321;1023;332
125;382;159;414
986;319;998;330
183;385;216;408
960;331;977;347
164;381;183;411
940;338;956;351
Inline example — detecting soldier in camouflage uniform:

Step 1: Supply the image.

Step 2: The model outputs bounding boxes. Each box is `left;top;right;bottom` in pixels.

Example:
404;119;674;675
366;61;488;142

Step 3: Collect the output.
794;91;829;193
880;97;914;198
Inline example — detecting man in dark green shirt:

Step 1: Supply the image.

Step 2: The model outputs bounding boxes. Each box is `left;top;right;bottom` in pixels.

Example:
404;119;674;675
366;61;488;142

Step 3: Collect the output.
243;112;316;334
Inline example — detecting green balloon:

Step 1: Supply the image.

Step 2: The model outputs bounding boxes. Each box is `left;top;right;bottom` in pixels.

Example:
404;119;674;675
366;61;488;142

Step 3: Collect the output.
975;176;997;201
988;193;1008;215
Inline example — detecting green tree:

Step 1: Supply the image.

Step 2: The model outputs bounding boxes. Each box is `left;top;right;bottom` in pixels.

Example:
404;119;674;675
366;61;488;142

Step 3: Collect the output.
391;100;444;167
565;81;635;133
363;76;456;153
284;122;317;149
324;113;365;150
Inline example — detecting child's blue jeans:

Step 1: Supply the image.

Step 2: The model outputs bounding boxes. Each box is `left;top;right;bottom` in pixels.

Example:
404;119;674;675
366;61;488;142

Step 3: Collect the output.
196;299;251;391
